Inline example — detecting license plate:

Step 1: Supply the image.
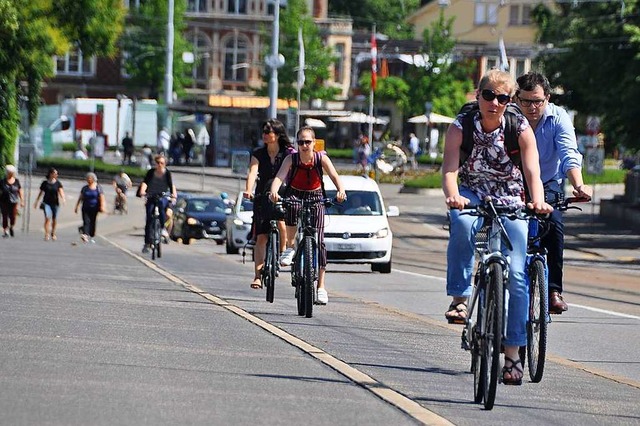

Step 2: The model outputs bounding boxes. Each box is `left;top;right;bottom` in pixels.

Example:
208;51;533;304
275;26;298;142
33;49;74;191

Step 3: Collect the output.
337;243;356;250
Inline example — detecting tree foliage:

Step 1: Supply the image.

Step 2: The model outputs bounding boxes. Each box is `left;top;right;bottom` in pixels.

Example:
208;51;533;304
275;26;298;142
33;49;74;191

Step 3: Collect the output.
120;0;192;101
0;0;125;167
260;0;341;102
533;0;640;150
403;11;475;118
328;0;421;39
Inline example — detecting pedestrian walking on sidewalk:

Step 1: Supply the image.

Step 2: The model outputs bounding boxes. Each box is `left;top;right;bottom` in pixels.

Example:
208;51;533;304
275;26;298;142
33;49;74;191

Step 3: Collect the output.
0;165;24;238
74;172;106;243
33;167;66;241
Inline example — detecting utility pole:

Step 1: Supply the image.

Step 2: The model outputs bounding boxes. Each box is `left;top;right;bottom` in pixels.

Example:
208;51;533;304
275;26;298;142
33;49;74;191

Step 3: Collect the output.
165;0;175;129
268;0;281;119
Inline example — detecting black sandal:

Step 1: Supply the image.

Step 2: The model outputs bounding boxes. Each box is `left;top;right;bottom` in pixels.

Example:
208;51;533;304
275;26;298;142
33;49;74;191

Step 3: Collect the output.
445;302;468;324
501;356;523;386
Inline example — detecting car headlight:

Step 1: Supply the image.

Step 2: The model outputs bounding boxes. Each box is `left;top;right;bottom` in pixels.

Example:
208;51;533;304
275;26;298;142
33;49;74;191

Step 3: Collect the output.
374;227;389;238
233;218;244;226
187;217;200;225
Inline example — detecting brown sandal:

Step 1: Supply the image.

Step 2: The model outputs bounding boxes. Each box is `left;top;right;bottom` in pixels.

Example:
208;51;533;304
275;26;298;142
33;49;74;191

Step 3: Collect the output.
445;302;468;324
250;276;262;289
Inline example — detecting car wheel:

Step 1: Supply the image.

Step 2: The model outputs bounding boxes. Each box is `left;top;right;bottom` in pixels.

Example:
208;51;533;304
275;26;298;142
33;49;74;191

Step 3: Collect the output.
371;259;392;274
226;238;239;254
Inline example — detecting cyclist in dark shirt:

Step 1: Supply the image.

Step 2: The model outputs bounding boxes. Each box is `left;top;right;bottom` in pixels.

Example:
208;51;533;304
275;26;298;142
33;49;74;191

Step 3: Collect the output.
244;119;295;289
138;155;177;253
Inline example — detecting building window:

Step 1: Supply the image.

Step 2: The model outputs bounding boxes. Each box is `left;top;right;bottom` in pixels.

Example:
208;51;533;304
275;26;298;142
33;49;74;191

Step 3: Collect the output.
55;48;95;76
223;35;248;82
192;33;211;81
227;0;247;14
475;2;498;26
333;43;345;84
514;59;527;77
484;56;499;73
187;0;207;12
509;4;532;25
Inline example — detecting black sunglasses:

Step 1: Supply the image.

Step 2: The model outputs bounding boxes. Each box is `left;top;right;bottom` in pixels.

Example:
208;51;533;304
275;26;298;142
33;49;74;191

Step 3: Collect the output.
297;139;313;146
481;89;511;105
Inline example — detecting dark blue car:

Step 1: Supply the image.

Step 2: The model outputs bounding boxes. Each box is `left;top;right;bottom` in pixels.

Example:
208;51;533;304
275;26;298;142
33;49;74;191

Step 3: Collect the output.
170;196;230;245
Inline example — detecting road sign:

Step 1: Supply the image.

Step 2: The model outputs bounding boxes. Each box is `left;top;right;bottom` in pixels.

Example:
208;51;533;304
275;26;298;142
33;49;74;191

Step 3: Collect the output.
231;150;251;176
585;147;604;175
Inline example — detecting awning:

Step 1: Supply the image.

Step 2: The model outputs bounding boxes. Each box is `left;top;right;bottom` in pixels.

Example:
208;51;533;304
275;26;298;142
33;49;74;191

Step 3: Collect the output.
407;112;455;124
330;112;389;125
304;118;326;128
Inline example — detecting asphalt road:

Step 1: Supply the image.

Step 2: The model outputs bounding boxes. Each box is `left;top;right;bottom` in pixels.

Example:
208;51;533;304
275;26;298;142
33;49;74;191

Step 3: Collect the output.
1;167;638;425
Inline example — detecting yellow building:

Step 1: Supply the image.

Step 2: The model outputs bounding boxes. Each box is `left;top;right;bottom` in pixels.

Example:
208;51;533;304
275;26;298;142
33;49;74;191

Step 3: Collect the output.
407;0;555;81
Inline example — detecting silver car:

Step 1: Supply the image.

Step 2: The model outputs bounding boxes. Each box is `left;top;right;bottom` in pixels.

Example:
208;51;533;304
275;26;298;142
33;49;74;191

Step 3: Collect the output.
225;192;253;254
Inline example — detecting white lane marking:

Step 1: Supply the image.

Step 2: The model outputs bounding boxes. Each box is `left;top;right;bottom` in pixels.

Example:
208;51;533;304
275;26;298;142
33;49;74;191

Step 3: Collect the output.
393;268;447;281
569;303;640;320
394;270;639;319
106;238;454;426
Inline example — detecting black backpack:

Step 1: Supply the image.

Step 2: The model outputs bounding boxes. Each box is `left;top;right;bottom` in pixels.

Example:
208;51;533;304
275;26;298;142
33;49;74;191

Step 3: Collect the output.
458;101;523;169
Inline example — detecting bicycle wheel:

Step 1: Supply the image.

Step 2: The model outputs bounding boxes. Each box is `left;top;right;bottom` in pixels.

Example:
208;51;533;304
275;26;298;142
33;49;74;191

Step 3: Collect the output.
294;252;305;316
302;236;314;318
472;279;485;404
155;218;162;259
264;231;278;303
482;262;504;410
526;258;547;383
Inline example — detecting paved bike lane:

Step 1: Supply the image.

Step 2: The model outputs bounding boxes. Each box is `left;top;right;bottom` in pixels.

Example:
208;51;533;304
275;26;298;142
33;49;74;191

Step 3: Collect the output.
0;229;424;425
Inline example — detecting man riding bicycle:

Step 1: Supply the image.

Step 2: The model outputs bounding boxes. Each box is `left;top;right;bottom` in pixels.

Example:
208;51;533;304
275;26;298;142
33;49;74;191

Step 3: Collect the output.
269;126;346;305
138;155;177;253
514;72;593;314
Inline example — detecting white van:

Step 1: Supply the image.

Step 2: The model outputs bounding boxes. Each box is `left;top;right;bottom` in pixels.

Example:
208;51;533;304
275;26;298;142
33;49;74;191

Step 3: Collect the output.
322;175;399;273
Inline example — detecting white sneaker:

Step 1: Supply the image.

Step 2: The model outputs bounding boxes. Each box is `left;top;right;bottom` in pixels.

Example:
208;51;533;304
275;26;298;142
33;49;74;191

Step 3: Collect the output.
161;229;169;238
316;288;328;305
279;247;295;266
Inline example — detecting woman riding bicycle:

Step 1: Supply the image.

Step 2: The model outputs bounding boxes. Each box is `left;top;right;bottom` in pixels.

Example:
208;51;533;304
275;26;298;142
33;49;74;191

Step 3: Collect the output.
138;155;177;253
244;119;295;289
269;126;346;305
442;69;552;385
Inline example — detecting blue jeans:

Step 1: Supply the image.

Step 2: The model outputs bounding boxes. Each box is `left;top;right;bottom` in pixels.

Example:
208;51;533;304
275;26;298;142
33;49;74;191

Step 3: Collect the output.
446;188;529;347
145;197;169;244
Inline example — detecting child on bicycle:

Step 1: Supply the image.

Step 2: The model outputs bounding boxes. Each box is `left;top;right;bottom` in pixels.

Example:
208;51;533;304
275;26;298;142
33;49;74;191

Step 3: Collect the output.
138;155;177;253
269;126;346;305
442;69;552;385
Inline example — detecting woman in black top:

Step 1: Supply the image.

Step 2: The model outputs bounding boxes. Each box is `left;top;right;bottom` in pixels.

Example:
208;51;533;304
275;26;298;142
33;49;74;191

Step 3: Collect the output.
0;165;24;237
243;119;294;289
33;167;66;241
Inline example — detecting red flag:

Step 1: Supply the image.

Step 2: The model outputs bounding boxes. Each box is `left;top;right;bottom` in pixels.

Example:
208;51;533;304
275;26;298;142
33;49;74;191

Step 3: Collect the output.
371;32;377;91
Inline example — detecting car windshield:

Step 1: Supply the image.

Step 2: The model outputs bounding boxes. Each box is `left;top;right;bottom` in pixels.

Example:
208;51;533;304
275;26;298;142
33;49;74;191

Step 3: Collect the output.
239;198;253;212
187;198;226;213
325;190;382;216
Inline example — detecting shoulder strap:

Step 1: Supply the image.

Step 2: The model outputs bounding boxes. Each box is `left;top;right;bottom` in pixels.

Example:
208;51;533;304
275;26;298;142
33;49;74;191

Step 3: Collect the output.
503;104;521;168
458;101;478;167
315;151;326;199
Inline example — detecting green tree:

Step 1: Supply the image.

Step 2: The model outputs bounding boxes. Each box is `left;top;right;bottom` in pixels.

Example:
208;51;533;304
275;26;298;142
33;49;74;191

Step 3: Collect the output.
533;1;640;150
120;0;192;101
400;11;474;118
260;0;340;102
329;0;420;39
0;0;125;166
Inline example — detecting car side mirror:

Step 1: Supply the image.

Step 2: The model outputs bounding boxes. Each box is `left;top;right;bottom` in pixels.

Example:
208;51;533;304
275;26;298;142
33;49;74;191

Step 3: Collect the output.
387;206;400;217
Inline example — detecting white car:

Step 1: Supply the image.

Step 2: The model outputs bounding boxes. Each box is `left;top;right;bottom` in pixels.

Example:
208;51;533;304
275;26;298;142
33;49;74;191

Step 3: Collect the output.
322;175;399;273
225;192;253;254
